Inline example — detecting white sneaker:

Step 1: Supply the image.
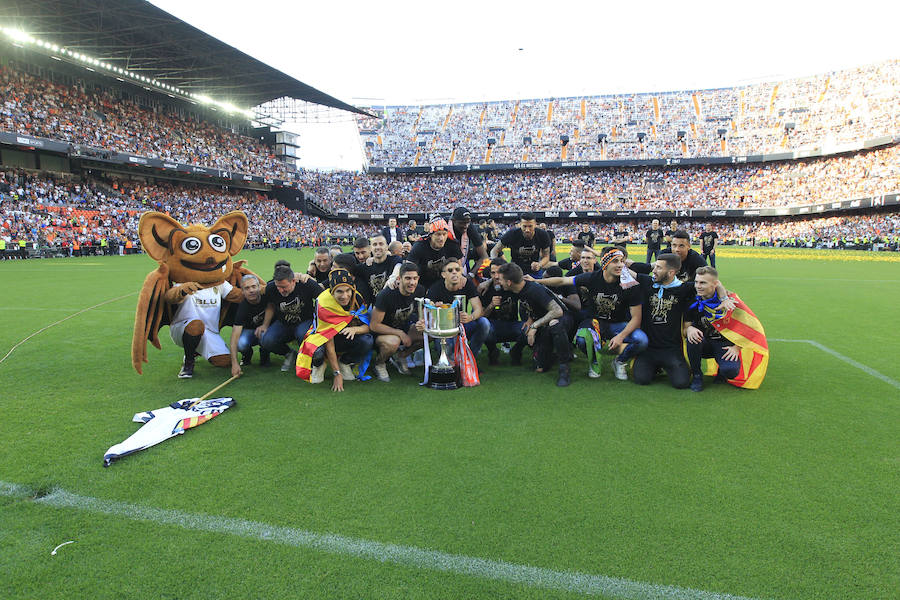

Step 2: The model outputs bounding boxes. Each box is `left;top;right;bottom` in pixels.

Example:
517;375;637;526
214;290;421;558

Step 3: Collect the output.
612;358;628;381
281;350;298;372
374;362;390;382
339;361;355;380
390;356;410;375
587;365;601;378
309;362;326;384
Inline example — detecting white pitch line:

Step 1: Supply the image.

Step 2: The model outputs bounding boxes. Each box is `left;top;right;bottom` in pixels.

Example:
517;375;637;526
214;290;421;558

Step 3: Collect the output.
0;292;136;365
769;339;900;390
0;481;770;600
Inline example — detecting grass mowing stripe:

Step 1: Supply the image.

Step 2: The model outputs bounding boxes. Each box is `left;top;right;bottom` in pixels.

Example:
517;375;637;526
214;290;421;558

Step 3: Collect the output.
770;339;900;390
0;481;770;600
0;291;136;365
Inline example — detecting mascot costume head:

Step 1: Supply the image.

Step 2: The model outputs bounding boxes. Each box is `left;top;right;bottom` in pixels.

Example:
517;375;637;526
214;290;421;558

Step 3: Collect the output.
132;210;257;375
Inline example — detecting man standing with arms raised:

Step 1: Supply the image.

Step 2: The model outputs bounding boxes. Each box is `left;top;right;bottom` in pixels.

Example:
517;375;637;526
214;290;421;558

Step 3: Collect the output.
491;212;551;277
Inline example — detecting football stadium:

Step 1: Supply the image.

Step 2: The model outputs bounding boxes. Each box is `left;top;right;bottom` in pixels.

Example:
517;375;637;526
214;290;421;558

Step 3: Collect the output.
1;1;898;599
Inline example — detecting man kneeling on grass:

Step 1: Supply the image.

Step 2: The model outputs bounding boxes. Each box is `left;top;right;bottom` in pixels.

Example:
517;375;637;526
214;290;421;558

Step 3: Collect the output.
296;269;373;392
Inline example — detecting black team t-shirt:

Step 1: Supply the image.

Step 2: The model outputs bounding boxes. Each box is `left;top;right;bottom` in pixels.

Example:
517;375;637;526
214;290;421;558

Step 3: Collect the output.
374;284;425;330
701;231;718;254
501;227;551;272
263;279;323;324
480;283;520;322
676;249;707;282
516;280;567;321
685;302;725;341
234;298;267;329
573;271;642;323
664;229;677;251
354;255;401;300
646;229;664;249
407;238;463;289
636;274;696;350
557;257;576;271
612;230;629;250
576;230;595;247
425;278;479;306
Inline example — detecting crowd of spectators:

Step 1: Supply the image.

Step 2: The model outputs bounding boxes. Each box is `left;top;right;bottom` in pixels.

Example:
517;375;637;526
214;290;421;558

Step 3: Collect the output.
300;144;900;213
2;168;897;258
359;60;900;167
0;63;295;180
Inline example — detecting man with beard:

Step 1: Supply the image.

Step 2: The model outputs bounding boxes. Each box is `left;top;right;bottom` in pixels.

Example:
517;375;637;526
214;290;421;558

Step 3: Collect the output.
381;217;405;244
645;219;664;263
481;257;525;365
631;254;729;388
306;246;333;285
450;206;488;275
258;260;325;372
491;212;551;277
407;215;463;289
423;259;490;359
498;263;573;386
229;274;270;376
356;234;402;301
352;237;371;264
369;262;425;381
535;247;645;380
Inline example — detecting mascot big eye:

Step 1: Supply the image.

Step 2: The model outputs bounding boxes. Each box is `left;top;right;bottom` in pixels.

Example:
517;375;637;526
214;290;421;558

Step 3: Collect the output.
131;211;257;375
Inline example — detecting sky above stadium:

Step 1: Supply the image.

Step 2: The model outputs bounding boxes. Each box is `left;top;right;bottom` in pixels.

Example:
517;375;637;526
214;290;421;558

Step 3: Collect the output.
150;0;898;169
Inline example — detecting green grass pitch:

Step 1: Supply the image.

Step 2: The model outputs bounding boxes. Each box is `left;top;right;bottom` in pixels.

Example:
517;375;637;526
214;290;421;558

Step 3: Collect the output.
1;246;898;599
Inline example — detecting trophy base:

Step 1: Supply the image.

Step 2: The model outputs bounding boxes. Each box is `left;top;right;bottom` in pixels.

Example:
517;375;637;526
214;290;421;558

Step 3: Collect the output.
428;366;459;390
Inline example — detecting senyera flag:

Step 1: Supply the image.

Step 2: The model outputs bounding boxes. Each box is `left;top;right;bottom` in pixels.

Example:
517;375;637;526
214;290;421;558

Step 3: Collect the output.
296;289;371;381
103;397;234;467
698;292;769;389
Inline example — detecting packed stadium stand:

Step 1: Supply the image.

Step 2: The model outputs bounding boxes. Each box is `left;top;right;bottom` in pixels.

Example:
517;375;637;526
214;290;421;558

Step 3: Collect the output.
0;1;897;257
358;61;899;167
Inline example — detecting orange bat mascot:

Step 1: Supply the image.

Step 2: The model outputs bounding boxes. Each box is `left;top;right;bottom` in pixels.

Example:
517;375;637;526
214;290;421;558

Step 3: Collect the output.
131;210;256;377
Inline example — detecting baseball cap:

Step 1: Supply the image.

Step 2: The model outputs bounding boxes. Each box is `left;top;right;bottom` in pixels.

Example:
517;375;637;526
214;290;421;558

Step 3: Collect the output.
451;207;471;220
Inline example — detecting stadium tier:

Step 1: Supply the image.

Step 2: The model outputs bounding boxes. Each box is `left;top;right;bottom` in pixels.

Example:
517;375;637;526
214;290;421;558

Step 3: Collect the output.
358;61;899;168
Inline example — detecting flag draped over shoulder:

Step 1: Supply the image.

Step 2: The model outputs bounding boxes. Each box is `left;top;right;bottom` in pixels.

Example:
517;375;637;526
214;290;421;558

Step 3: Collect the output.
296;290;370;381
699;292;769;389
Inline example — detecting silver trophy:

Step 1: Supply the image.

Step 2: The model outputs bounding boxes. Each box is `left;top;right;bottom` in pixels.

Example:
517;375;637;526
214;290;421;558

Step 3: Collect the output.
417;295;465;390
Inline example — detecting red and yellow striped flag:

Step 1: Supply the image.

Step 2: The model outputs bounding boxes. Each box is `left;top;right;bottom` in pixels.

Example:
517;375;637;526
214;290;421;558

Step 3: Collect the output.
296;290;357;381
701;293;769;389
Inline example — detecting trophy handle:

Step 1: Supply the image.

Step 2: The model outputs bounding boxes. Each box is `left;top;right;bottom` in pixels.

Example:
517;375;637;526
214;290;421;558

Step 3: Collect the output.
416;297;425;322
454;294;466;321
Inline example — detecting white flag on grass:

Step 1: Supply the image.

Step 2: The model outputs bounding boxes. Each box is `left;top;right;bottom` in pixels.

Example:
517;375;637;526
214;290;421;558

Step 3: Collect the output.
103;398;234;467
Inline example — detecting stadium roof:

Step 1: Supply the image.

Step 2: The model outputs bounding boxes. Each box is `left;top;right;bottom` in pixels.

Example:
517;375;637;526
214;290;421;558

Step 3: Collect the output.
0;0;371;117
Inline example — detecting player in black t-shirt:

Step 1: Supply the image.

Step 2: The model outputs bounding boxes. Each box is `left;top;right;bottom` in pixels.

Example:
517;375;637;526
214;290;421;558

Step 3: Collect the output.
481;258;525;365
450;206;488;275
306;246;333;286
645;219;664;263
354;234;402;304
405;220;421;243
498;263;573;386
576;224;595;248
632;253;705;389
352;237;371;264
258;260;325;371
664;219;678;252
537;247;646;380
228;274;270;375
539;223;558;262
407;216;464;289
369;262;425;381
423;259;490;358
491;212;552;276
683;266;741;391
557;240;584;272
669;230;708;282
700;227;719;268
612;227;629;251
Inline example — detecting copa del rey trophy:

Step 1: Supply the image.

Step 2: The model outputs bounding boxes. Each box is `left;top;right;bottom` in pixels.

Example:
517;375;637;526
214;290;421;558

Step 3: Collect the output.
417;295;465;390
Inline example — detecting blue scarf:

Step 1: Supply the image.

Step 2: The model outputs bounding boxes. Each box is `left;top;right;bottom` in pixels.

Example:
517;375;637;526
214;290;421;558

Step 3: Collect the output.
651;278;682;298
689;292;727;320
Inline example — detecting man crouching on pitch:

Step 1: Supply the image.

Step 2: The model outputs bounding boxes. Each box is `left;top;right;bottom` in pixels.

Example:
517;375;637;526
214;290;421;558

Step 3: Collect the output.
498;263;574;386
369;262;426;381
683;266;741;392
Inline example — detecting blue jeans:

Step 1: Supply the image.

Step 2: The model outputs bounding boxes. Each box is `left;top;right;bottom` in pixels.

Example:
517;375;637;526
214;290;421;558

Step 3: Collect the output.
577;319;648;362
646;246;661;263
687;336;739;379
261;319;313;356
312;333;374;366
487;319;526;345
237;329;261;354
